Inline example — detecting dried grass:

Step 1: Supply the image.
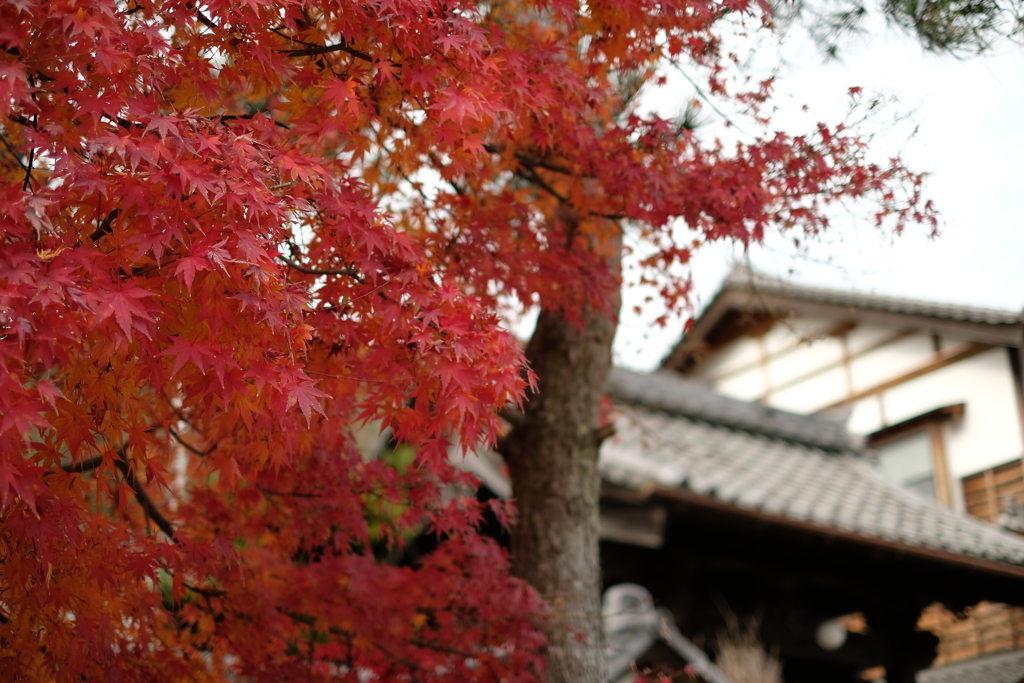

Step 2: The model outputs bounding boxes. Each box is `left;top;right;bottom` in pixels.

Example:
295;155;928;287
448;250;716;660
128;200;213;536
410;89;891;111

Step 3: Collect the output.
714;617;784;683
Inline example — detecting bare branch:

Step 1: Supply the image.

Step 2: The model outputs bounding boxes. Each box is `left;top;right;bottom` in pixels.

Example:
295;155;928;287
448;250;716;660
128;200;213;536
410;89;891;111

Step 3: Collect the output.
511;149;574;175
89;208;120;243
182;582;227;598
281;42;372;62
63;455;105;474
113;453;176;540
58;447;176;539
196;10;217;30
218;113;291;129
520;168;568;204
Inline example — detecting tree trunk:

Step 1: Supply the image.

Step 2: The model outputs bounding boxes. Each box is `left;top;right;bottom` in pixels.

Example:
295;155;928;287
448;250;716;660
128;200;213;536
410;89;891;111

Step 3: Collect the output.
504;286;620;683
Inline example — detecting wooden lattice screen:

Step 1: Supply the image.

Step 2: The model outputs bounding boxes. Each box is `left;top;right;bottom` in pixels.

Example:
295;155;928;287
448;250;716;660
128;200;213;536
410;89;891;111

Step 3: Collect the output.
916;459;1024;667
920;602;1024;666
963;459;1024;523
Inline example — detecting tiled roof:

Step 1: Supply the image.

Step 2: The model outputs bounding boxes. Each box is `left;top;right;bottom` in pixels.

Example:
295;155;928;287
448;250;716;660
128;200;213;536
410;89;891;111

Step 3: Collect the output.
602;368;1024;569
722;268;1023;326
916;649;1024;683
606;368;855;451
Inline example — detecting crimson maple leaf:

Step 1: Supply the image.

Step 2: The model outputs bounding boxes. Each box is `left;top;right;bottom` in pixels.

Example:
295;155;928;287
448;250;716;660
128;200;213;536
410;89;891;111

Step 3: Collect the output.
91;285;156;337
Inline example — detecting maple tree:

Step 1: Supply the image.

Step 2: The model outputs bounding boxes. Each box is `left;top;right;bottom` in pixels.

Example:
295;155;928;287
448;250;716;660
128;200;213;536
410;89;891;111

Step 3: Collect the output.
0;0;935;681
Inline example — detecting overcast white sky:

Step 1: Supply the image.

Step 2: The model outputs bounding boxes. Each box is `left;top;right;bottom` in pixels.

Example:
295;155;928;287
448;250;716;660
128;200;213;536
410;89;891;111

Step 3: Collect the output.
613;14;1024;371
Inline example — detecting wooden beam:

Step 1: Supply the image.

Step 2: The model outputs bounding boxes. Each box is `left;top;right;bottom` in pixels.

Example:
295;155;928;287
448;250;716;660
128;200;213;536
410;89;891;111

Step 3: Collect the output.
598;505;667;548
867;404;964;448
758;329;916;403
820;341;993;411
706;320;858;384
1008;347;1024;475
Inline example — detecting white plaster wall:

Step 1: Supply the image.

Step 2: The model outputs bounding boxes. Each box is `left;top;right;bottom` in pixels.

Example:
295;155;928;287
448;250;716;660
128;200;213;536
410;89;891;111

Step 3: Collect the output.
769;365;850;414
768;336;845;393
848;396;885;435
848;333;935;393
716;366;767;402
845;324;904;356
696;336;763;380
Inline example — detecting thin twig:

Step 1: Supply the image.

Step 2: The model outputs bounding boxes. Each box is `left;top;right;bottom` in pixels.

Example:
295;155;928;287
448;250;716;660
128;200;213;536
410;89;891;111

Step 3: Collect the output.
521;168;568;203
21;146;33;191
279;257;362;280
422;151;468;197
280;610;426;673
669;61;751;138
168;426;212;457
260;487;323;499
512;149;574;175
520;169;625;221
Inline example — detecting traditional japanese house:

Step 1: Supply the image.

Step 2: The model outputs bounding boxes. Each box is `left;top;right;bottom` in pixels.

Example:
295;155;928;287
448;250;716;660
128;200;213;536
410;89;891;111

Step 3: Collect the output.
461;364;1024;681
655;267;1024;680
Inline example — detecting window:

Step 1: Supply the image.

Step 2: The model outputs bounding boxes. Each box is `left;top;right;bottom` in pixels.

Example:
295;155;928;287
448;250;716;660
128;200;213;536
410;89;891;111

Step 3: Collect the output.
876;430;936;499
868;404;962;507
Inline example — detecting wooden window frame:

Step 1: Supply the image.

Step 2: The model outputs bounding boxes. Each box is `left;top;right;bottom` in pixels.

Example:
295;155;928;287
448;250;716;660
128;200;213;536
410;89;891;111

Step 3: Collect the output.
867;404;964;508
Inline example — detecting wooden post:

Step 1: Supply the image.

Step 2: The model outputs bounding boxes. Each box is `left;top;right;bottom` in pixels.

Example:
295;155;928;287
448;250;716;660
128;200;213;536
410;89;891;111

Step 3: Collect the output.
929;421;953;509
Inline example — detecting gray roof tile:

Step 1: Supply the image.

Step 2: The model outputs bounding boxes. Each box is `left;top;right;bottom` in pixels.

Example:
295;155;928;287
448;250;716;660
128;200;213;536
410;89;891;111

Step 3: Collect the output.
917;648;1024;683
602;369;1024;569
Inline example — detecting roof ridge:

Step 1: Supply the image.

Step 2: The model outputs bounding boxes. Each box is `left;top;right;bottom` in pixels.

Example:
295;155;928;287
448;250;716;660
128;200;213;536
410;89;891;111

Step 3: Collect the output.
606;367;856;452
724;267;1024;324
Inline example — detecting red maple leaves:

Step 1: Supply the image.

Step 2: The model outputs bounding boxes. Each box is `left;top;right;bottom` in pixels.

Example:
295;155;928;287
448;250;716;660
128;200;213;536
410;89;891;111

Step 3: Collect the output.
0;0;933;679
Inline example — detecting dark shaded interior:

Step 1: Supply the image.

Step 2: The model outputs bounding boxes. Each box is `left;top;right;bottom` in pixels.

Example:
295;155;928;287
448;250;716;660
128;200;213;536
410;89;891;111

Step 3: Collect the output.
601;493;1024;683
